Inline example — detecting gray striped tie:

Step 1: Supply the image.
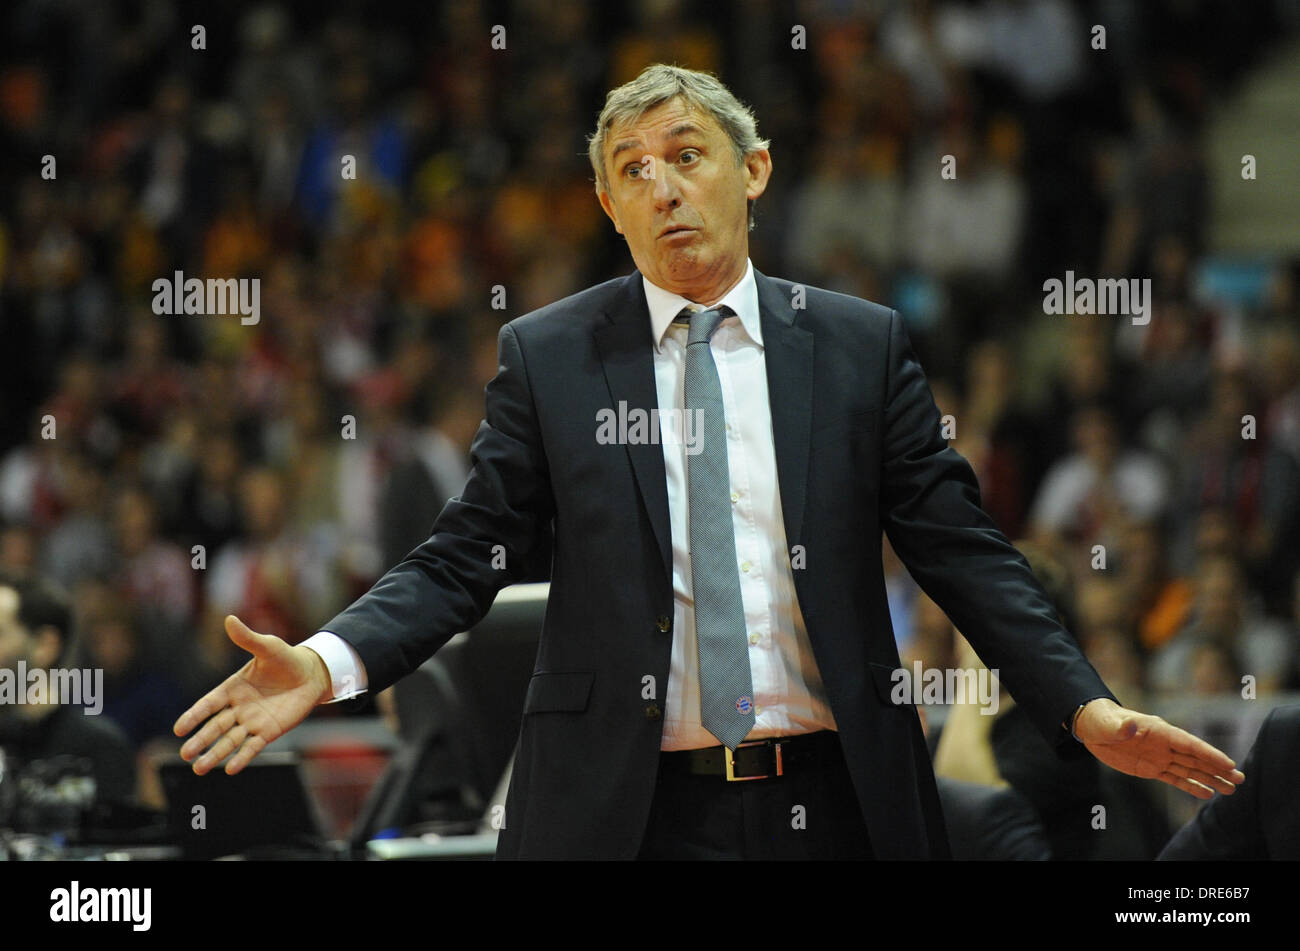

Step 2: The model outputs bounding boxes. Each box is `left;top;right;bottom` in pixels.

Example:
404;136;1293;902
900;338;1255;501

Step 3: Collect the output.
681;304;755;750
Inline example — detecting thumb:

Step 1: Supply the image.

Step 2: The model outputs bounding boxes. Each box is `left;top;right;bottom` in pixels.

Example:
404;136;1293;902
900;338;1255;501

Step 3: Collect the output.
225;614;279;656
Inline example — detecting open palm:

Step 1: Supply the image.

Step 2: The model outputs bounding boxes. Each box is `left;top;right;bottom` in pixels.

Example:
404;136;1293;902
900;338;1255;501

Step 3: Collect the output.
1076;699;1245;799
173;615;331;775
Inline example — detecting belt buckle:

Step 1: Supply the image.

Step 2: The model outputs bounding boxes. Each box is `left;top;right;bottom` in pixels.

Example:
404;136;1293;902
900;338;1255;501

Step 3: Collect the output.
723;739;784;782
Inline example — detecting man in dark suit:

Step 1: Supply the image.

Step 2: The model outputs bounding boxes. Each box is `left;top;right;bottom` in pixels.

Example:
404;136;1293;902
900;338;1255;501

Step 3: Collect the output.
175;64;1243;859
1158;704;1300;860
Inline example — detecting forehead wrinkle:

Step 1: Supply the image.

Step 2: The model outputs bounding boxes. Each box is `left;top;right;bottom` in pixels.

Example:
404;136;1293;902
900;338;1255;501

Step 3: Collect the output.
658;121;707;141
608;118;711;164
609;138;642;162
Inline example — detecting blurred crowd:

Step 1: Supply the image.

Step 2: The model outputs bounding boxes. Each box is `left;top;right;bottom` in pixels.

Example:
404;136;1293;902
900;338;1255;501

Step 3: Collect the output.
1;0;1298;820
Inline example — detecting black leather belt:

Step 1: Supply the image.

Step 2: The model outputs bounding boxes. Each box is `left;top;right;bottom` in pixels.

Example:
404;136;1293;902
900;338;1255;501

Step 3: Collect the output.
661;730;840;781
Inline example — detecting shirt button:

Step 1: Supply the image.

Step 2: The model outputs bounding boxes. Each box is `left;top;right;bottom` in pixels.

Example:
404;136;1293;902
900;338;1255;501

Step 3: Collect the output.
655;615;672;633
730;490;740;503
754;705;764;715
740;560;751;573
749;633;760;645
645;703;662;719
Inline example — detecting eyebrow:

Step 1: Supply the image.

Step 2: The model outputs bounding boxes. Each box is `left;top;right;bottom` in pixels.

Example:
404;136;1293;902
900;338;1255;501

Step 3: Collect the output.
609;123;707;164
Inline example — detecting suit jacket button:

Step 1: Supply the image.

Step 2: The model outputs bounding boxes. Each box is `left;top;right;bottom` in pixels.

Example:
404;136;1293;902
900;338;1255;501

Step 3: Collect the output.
645;703;662;719
655;616;672;633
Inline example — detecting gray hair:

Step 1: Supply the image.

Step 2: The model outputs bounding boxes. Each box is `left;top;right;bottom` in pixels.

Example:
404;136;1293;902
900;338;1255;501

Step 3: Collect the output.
587;64;770;231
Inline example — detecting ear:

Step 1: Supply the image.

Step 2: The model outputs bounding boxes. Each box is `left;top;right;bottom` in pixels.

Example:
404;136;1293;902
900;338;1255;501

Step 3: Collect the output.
743;148;772;202
598;189;624;235
31;624;62;669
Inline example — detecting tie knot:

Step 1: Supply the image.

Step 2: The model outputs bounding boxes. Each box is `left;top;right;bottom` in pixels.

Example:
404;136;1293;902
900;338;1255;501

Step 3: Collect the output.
677;305;732;345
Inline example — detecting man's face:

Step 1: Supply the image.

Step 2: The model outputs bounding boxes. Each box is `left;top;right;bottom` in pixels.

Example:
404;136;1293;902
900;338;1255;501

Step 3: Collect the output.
598;97;771;303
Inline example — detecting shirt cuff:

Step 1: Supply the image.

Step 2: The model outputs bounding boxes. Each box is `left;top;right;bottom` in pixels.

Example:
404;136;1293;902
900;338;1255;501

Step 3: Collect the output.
301;631;369;702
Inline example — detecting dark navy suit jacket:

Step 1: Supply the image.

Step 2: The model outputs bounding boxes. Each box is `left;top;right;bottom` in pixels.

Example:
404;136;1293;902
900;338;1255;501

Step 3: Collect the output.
323;266;1116;859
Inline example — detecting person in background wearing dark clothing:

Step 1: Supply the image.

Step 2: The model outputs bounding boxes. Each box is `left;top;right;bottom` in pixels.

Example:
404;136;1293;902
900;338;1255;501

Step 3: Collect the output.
1158;703;1300;860
939;777;1052;861
916;706;1050;860
79;589;187;750
0;571;135;808
933;543;1172;859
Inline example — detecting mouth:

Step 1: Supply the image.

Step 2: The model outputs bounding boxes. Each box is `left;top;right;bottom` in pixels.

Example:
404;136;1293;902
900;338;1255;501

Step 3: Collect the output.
658;225;696;239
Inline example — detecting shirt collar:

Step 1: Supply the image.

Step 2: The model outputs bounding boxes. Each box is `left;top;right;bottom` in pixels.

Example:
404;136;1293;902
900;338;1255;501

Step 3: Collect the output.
642;258;762;353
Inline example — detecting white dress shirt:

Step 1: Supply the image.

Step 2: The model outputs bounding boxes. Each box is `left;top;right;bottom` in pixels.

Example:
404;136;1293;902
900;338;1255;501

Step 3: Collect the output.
304;257;838;750
643;258;837;749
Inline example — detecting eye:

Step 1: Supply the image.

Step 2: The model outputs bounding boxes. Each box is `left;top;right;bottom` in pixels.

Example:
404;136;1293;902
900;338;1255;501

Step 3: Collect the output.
679;149;700;165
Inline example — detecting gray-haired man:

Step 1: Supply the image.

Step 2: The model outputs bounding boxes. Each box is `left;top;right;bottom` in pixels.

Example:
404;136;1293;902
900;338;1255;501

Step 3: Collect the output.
177;64;1242;860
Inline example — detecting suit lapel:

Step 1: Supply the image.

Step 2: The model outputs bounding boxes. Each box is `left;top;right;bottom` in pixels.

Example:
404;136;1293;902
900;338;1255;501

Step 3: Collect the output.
592;267;815;585
756;267;814;549
594;273;673;586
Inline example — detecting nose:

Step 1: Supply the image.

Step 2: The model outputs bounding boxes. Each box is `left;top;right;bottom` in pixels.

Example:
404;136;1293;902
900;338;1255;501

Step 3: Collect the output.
651;160;682;209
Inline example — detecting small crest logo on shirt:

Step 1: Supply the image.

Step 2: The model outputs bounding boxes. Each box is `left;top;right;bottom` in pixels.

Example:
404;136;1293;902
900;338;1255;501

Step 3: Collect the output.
735;695;753;714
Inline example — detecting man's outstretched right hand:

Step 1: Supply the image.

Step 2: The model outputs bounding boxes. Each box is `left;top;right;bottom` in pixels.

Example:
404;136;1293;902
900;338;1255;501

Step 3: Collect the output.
173;615;332;775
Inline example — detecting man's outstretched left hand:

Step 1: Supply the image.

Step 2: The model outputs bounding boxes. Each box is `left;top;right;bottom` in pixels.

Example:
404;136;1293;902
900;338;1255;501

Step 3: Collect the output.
1074;699;1245;799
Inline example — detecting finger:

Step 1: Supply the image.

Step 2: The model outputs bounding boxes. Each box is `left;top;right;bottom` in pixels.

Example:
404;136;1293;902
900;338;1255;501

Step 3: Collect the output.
1189;762;1246;787
1167;750;1245;785
173;686;230;740
1185;753;1242;784
225;614;278;657
225;733;269;775
1158;770;1215;800
1165;726;1238;773
1176;752;1245;786
1168;751;1205;769
180;706;237;761
1164;761;1241;795
193;722;249;775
